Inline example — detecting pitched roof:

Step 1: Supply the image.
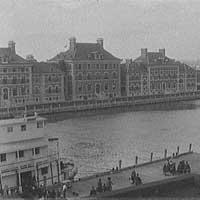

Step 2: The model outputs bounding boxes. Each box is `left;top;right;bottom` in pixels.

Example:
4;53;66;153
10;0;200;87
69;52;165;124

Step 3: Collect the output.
49;42;120;61
134;52;175;66
0;47;26;63
32;62;62;73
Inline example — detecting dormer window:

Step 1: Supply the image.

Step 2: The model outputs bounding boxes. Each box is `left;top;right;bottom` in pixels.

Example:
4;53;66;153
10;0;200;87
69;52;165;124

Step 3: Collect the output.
2;57;8;63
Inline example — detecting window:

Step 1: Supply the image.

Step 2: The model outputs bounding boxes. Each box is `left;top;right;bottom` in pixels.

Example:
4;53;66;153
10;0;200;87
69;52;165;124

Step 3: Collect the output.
3;77;7;84
7;127;13;132
113;72;117;79
3;88;8;100
41;167;48;175
105;64;108;70
19;150;24;158
21;87;26;95
0;153;6;162
104;73;109;79
96;64;99;69
88;64;90;69
21;125;26;131
87;73;91;80
104;84;108;91
35;147;40;155
78;64;82;70
87;84;92;91
13;88;17;96
37;121;43;128
78;73;82;80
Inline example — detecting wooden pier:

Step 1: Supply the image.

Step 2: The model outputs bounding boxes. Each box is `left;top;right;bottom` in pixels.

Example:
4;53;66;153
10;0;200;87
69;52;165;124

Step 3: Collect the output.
63;150;200;198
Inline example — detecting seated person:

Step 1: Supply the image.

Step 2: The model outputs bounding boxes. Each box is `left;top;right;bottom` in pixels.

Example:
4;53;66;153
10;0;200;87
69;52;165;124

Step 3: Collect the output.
135;173;142;186
184;161;191;174
90;186;96;196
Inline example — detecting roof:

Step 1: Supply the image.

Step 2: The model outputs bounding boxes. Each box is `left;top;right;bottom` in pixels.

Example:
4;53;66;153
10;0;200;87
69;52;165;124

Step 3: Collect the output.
134;52;175;66
0;116;46;126
49;42;120;62
0;47;26;63
32;62;63;73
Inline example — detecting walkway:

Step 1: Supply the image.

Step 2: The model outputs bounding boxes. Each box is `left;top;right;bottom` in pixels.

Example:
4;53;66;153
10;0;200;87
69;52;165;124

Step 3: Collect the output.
65;152;200;198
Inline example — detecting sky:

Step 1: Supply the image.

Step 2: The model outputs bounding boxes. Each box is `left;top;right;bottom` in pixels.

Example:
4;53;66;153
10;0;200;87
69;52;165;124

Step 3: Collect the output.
1;0;200;61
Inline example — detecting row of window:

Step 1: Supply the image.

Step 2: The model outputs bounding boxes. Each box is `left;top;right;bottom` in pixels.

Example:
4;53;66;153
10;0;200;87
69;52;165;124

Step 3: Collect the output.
45;96;60;102
76;63;119;70
77;72;118;80
0;67;29;73
7;121;43;133
0;77;29;84
77;83;117;92
0;147;40;162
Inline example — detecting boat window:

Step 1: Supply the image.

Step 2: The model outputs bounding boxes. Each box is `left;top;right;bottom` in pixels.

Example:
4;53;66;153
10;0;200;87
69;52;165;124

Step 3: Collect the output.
0;153;6;162
21;125;26;131
7;127;13;133
19;150;24;158
41;167;48;175
37;121;43;128
35;147;40;155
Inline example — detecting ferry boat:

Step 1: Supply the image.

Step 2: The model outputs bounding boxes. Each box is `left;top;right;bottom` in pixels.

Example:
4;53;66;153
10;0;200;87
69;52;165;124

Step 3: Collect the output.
0;113;62;193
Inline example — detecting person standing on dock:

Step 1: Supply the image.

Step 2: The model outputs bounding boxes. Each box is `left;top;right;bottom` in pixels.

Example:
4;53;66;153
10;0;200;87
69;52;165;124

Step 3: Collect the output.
106;177;113;191
97;178;103;192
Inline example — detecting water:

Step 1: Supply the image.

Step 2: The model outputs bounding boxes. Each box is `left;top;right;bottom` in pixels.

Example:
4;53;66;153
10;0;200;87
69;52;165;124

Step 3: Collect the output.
44;100;200;177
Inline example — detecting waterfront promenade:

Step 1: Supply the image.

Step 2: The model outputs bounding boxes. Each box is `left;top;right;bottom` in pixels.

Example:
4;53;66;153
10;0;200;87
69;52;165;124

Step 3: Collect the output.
64;151;200;198
1;91;200;119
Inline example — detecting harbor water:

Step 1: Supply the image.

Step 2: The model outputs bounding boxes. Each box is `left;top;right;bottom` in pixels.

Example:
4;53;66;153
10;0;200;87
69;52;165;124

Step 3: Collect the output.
45;100;200;177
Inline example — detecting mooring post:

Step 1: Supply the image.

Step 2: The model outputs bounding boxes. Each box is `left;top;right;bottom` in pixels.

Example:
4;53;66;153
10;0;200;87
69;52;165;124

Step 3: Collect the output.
189;143;192;152
150;152;153;162
135;156;138;165
164;149;167;159
177;146;180;155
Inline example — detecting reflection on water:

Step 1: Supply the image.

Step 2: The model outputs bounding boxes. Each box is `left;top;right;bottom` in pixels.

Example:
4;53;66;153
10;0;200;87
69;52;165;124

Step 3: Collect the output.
45;100;200;177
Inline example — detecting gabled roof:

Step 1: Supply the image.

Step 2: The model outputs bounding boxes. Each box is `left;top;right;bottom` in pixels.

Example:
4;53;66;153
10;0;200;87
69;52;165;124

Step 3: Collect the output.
49;42;120;62
134;52;175;66
0;47;26;63
32;62;62;73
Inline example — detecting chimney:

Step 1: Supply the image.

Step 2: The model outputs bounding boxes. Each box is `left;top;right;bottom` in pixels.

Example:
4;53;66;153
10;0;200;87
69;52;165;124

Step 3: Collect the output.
69;37;76;51
141;48;147;58
97;38;103;47
159;48;165;57
8;41;16;55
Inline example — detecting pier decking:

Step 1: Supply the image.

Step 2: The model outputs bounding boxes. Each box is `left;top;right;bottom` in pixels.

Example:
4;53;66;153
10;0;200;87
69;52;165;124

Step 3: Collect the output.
65;152;200;198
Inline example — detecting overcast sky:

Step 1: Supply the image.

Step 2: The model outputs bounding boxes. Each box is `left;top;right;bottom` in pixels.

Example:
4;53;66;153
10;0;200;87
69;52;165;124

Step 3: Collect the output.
1;0;200;61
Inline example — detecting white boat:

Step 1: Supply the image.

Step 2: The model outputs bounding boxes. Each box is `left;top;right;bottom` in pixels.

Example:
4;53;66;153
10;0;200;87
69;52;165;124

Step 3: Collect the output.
0;113;59;193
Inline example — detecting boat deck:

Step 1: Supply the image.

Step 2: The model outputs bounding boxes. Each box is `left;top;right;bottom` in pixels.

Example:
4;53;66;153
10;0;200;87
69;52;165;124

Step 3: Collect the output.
65;152;200;198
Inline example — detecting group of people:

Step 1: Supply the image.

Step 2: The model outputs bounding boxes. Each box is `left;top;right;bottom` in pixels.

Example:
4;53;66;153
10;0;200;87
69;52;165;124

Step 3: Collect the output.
129;168;142;186
163;159;191;176
90;177;113;196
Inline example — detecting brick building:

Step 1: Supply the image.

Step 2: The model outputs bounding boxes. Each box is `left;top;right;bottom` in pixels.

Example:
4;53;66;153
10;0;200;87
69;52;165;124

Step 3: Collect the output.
48;37;121;100
125;48;197;96
31;62;65;103
0;41;32;108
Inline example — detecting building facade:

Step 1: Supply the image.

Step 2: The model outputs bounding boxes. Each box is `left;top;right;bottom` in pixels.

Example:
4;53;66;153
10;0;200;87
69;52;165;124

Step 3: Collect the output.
125;49;197;97
0;41;32;108
49;37;121;100
31;62;65;104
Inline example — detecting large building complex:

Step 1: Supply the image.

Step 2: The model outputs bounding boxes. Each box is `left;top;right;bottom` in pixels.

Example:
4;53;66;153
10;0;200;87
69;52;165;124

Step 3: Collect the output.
0;41;32;108
124;48;197;97
0;40;198;108
48;37;121;100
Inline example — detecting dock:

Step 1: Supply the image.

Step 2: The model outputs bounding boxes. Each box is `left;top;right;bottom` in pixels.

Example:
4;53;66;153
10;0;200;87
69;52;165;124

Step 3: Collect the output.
64;151;200;198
